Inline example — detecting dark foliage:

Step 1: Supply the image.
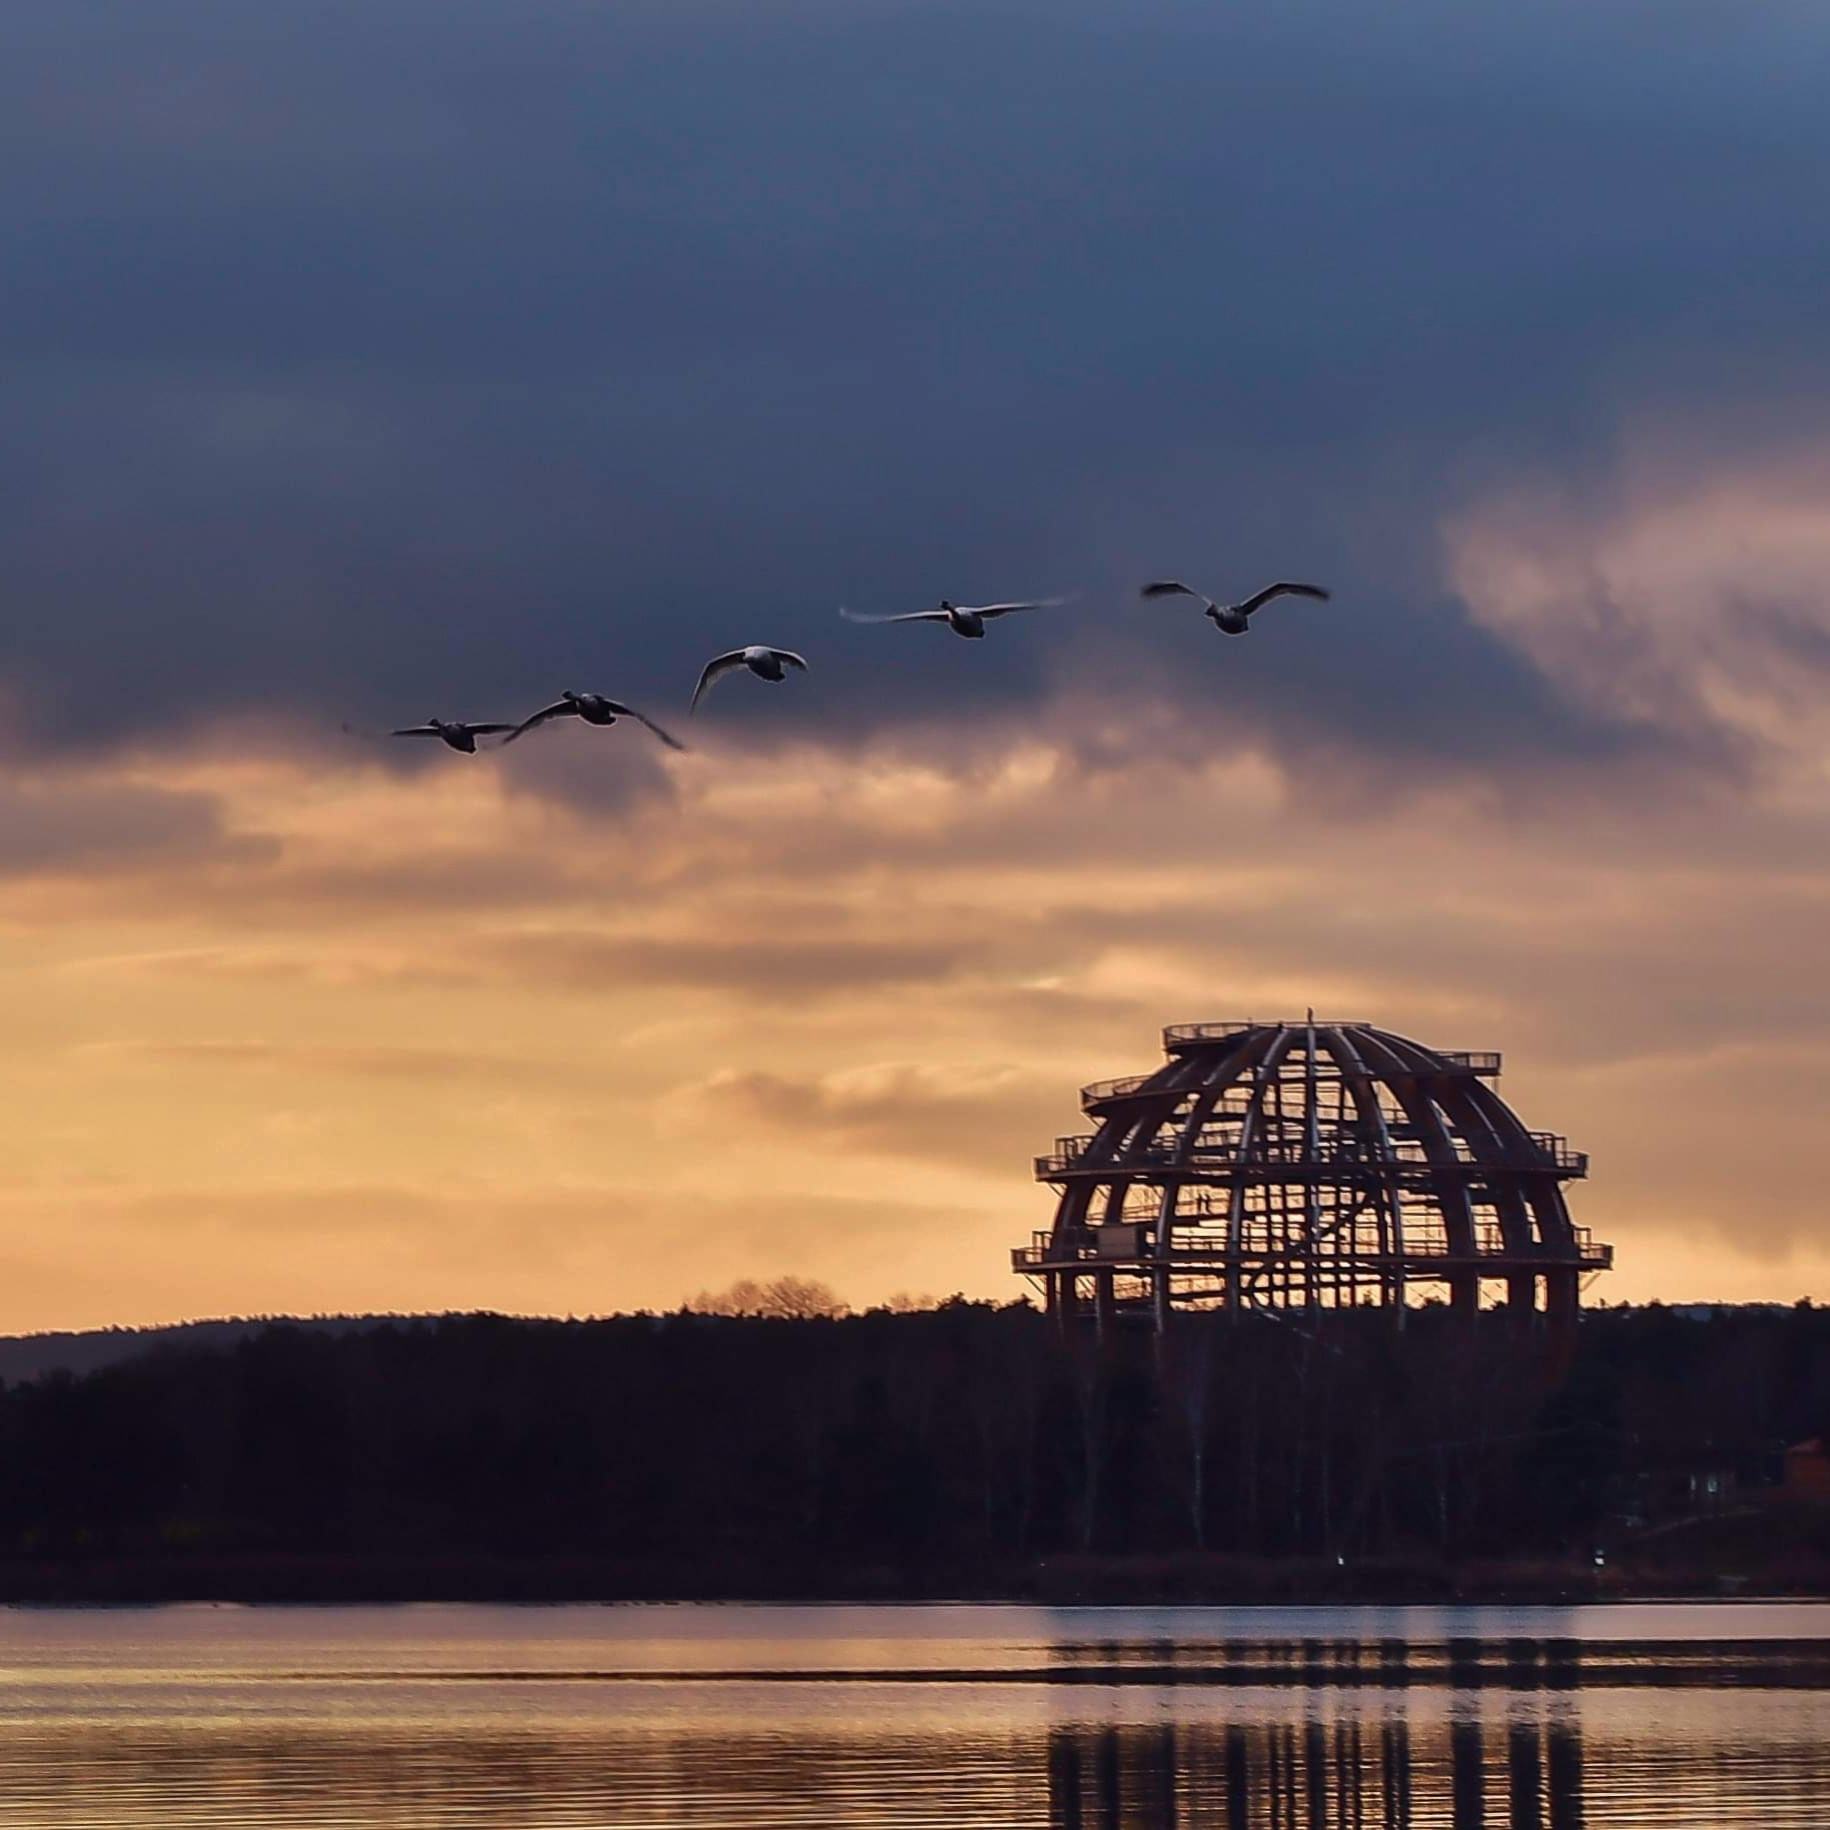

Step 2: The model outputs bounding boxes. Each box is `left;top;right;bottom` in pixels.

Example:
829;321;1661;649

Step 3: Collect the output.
0;1301;1824;1583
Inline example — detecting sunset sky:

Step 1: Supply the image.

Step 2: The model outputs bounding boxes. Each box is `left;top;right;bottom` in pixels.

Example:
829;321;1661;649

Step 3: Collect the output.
5;1;1830;1331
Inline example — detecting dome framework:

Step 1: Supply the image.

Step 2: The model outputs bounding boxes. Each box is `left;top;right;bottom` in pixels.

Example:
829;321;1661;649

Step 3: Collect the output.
1013;1020;1611;1332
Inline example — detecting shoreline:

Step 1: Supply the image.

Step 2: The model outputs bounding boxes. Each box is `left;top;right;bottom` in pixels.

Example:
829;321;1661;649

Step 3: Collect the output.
1;1553;1823;1608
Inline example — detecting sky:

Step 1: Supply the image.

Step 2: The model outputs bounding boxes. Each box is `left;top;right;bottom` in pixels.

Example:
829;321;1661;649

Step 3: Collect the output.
4;0;1830;1330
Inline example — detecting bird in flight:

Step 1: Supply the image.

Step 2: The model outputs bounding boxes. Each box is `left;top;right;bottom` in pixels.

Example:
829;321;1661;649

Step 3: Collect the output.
504;692;686;750
344;718;518;755
840;597;1068;640
1140;579;1331;635
691;645;809;713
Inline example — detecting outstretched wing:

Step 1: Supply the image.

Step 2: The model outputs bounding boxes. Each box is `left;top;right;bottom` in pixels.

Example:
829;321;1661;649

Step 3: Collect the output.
1239;581;1332;616
1139;580;1206;605
839;605;951;625
691;651;749;713
770;649;810;671
967;596;1069;620
386;724;443;738
501;699;577;744
606;700;688;751
466;723;520;737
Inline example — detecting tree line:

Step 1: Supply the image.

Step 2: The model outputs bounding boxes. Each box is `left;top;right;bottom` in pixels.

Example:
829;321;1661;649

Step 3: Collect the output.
0;1298;1825;1593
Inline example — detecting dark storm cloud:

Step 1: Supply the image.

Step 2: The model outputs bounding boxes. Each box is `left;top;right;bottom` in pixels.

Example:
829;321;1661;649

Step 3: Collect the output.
3;0;1828;763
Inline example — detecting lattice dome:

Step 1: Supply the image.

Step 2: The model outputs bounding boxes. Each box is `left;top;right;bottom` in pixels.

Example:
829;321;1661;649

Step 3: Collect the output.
1013;1020;1610;1330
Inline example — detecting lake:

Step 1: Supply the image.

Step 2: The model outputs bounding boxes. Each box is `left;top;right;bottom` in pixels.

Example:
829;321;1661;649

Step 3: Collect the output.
0;1602;1826;1825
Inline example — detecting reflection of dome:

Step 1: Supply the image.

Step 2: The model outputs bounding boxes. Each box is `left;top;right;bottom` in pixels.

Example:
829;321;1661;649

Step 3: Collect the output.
1013;1020;1610;1332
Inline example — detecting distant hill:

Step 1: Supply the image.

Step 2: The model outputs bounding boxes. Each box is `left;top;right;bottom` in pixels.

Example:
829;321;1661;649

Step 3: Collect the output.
0;1315;434;1385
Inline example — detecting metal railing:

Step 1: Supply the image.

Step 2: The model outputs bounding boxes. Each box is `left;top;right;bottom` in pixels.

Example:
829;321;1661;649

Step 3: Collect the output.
1163;1020;1383;1048
1162;1021;1265;1049
1079;1072;1158;1107
1012;1220;1612;1273
1035;1130;1587;1180
1082;1046;1506;1110
1157;1024;1501;1079
1526;1133;1587;1173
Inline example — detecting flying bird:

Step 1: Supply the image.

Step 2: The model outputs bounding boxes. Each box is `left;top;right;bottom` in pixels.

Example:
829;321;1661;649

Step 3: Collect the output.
503;691;686;750
691;645;809;713
1140;578;1332;635
342;718;517;755
840;597;1068;640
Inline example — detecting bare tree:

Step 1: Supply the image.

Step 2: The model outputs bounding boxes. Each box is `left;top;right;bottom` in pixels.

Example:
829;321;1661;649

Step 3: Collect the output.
685;1276;850;1320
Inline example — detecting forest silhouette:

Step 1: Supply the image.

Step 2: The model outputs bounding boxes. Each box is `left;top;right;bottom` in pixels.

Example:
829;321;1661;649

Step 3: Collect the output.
1;1299;1826;1601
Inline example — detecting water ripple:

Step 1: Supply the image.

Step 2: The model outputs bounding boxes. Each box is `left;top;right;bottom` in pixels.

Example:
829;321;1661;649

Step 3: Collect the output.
0;1605;1824;1826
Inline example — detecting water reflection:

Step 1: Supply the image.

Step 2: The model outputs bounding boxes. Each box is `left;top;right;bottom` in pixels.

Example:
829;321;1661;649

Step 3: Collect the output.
1043;1703;1586;1829
1041;1630;1830;1688
1031;1634;1752;1830
0;1608;1823;1827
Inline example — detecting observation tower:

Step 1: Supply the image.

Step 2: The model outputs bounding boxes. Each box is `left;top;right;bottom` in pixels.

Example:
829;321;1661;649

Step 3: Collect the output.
1013;1019;1610;1333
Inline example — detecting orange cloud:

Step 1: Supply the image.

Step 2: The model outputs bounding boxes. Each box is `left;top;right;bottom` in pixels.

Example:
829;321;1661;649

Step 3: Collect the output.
1447;433;1830;774
2;649;1829;1331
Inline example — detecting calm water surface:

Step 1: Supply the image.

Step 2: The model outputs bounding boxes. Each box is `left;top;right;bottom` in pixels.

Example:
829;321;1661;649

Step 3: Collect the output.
0;1602;1826;1826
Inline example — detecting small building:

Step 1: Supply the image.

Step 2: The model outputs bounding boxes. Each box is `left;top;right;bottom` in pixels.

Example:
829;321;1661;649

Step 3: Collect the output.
1782;1438;1830;1506
1608;1461;1740;1527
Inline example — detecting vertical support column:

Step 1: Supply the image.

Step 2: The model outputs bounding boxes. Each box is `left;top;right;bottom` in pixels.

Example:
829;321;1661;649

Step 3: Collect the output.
1094;1269;1117;1342
1507;1270;1538;1335
1545;1269;1577;1331
1057;1270;1082;1331
1544;1268;1579;1371
1303;1016;1321;1322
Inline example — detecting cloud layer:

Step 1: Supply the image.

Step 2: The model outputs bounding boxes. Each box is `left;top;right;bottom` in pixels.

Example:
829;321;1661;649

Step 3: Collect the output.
6;684;1830;1327
2;1;1830;1324
5;0;1829;756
